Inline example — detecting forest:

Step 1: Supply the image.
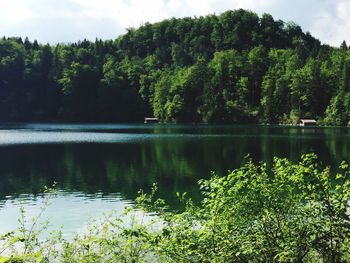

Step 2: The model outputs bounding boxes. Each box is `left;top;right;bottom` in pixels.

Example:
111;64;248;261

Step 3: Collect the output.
1;9;350;125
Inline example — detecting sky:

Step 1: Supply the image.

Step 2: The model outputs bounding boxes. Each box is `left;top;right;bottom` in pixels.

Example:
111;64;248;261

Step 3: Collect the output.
0;0;348;47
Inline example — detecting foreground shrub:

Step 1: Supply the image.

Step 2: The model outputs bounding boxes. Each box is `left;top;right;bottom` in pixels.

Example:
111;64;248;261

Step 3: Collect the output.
0;154;349;262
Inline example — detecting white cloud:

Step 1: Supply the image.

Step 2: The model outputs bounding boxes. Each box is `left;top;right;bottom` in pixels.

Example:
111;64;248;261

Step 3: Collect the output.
310;0;350;47
0;0;348;46
0;1;35;26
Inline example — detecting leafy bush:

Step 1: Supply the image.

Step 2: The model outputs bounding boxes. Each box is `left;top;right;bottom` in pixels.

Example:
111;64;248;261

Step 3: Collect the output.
0;154;349;262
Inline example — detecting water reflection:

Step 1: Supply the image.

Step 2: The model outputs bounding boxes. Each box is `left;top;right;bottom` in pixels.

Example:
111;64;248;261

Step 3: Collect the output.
0;124;350;234
0;191;131;237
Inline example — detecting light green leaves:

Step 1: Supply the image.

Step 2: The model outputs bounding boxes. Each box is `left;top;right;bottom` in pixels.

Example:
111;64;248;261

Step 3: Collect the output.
1;155;349;262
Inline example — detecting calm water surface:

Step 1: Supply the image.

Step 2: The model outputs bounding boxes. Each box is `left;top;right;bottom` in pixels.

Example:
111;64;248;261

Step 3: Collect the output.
0;123;350;236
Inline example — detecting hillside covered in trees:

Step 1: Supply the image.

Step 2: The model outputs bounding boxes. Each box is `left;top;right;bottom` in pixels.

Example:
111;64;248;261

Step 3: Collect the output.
1;9;349;124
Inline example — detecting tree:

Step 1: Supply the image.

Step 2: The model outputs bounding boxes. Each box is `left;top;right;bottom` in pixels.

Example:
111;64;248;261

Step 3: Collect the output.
59;62;99;121
340;40;348;51
0;10;347;124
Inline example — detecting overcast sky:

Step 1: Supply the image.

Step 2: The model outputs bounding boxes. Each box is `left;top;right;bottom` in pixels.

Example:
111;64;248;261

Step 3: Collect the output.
0;0;348;47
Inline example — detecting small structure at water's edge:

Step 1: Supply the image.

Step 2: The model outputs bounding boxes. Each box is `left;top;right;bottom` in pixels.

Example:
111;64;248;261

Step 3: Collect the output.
299;119;317;126
144;117;159;124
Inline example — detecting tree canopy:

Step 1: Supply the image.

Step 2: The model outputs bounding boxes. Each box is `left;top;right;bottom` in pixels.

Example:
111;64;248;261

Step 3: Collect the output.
0;9;349;124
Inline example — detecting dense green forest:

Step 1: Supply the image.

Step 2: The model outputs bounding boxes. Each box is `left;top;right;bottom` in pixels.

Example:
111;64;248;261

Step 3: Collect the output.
1;9;350;124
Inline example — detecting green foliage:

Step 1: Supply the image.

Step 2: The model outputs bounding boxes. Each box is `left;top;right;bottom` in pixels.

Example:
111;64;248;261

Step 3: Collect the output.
0;184;60;263
144;154;350;262
1;9;350;124
1;154;349;262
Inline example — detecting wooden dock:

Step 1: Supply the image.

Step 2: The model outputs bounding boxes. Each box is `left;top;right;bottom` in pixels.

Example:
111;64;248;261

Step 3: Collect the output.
144;117;159;124
299;119;317;126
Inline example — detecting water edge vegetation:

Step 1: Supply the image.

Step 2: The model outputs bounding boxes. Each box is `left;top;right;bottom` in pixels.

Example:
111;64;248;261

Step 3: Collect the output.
0;154;349;262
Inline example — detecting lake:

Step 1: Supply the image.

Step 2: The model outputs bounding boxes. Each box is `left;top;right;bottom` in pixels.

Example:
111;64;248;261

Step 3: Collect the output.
0;123;350;236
